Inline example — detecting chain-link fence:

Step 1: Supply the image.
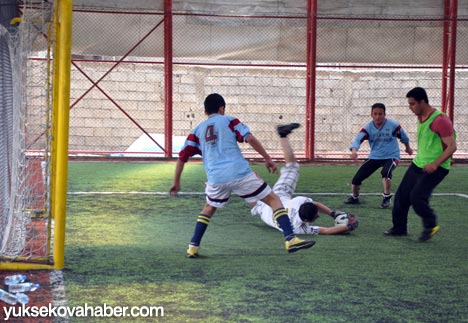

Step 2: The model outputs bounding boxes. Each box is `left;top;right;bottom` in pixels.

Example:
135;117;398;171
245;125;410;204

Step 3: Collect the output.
63;2;467;161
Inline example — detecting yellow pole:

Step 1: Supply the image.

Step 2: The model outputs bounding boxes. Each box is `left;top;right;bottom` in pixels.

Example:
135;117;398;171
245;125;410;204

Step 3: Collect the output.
0;262;55;270
52;0;73;269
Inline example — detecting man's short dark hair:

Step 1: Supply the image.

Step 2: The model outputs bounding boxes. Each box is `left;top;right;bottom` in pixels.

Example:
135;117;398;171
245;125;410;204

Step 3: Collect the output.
204;93;225;114
406;87;429;104
371;103;386;113
298;202;319;222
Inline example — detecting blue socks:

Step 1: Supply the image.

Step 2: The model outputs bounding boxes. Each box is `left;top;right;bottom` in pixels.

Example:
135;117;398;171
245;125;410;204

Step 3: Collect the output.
273;208;295;241
189;214;210;246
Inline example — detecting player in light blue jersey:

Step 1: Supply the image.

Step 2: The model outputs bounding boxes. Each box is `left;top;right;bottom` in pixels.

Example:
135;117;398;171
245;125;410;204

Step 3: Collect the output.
179;108;253;184
345;103;413;208
169;93;315;258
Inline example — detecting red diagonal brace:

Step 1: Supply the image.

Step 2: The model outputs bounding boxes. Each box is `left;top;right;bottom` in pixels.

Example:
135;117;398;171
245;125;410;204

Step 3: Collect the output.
72;62;166;153
69;18;165;110
29;17;166;152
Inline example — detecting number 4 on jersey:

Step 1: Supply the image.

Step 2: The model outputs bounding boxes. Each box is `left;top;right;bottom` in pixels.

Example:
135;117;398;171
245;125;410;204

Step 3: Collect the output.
205;125;218;144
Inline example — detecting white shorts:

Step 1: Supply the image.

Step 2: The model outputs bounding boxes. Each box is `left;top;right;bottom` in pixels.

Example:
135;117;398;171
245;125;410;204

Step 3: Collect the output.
272;162;300;199
205;172;272;208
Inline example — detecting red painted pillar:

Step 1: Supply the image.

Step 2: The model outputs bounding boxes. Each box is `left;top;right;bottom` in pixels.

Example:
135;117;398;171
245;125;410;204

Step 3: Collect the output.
164;0;173;157
305;0;317;159
442;0;458;124
441;0;450;112
447;0;458;123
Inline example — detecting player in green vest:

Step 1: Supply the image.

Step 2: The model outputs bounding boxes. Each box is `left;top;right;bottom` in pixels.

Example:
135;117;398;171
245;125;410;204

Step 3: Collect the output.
384;87;457;241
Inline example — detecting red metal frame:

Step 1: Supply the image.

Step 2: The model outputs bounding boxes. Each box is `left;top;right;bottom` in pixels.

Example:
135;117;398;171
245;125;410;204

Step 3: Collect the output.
305;0;317;159
442;0;458;123
448;0;458;123
164;0;173;158
72;62;166;152
64;4;464;160
442;0;450;111
69;18;167;152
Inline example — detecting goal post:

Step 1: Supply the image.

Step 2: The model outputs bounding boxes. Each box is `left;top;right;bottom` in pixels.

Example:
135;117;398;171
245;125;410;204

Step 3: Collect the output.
0;0;72;270
51;0;73;270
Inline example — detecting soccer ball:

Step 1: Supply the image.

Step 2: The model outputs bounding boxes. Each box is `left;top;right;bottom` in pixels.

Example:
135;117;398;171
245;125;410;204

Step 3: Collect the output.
334;213;349;227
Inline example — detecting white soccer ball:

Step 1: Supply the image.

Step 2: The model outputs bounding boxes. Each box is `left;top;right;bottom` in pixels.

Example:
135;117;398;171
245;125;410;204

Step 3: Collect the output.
334;213;349;227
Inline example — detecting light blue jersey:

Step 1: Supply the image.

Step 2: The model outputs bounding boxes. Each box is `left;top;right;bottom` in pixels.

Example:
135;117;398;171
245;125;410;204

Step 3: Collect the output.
178;114;253;184
350;119;409;160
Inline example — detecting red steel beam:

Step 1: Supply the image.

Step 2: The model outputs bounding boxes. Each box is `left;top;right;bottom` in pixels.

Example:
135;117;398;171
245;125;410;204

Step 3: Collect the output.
441;0;450;111
164;0;173;158
447;0;458;123
69;19;165;111
72;62;166;152
65;18;167;154
442;0;458;123
305;0;317;159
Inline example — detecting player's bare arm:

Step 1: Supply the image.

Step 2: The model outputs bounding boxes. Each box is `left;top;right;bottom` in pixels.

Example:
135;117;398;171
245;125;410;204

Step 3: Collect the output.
350;147;358;160
318;226;350;235
404;142;413;155
169;159;186;195
314;201;333;216
423;135;457;174
245;133;278;173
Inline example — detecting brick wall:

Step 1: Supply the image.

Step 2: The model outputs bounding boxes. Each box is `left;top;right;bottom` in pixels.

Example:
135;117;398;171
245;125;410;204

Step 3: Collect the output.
65;62;467;158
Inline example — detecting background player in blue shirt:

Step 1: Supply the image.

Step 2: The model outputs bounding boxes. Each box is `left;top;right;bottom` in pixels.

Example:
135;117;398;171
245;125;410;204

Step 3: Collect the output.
344;103;413;208
169;93;315;258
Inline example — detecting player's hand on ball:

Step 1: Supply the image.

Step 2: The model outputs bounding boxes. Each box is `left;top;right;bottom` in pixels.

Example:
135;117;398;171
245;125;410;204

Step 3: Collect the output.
330;210;347;219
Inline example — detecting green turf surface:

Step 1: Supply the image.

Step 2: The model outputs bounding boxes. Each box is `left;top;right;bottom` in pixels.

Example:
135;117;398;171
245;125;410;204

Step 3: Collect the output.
64;162;468;323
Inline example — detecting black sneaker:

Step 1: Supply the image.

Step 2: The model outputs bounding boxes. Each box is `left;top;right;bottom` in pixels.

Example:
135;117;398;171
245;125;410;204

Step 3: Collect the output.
344;196;360;204
380;195;392;209
418;225;440;242
277;123;300;138
384;228;408;236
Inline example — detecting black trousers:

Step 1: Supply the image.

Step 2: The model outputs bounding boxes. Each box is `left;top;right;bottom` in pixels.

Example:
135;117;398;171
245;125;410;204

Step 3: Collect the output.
351;158;398;186
392;162;449;231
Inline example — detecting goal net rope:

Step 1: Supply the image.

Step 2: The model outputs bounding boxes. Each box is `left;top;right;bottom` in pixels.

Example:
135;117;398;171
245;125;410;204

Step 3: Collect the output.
0;1;54;262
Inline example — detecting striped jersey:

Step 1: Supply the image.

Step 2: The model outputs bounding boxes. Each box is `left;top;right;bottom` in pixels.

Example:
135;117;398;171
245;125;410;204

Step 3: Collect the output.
350;118;410;160
178;114;253;184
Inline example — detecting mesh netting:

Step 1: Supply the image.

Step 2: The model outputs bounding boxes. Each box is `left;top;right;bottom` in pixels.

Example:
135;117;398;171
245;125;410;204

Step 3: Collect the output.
0;1;54;262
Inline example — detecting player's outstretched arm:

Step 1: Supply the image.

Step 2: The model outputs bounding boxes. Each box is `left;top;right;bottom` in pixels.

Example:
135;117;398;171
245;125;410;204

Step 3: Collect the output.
169;159;185;195
314;201;333;216
318;226;350;235
318;214;359;235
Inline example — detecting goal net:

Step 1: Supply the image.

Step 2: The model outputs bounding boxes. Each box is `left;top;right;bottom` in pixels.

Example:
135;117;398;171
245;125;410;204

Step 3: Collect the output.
0;1;55;266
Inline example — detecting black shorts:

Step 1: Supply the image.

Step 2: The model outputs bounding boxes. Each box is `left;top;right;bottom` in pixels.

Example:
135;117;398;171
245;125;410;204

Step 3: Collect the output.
351;158;399;186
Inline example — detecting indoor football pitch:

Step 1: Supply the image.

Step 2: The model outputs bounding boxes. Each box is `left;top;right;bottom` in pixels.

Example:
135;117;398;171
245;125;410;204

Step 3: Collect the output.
62;161;468;323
